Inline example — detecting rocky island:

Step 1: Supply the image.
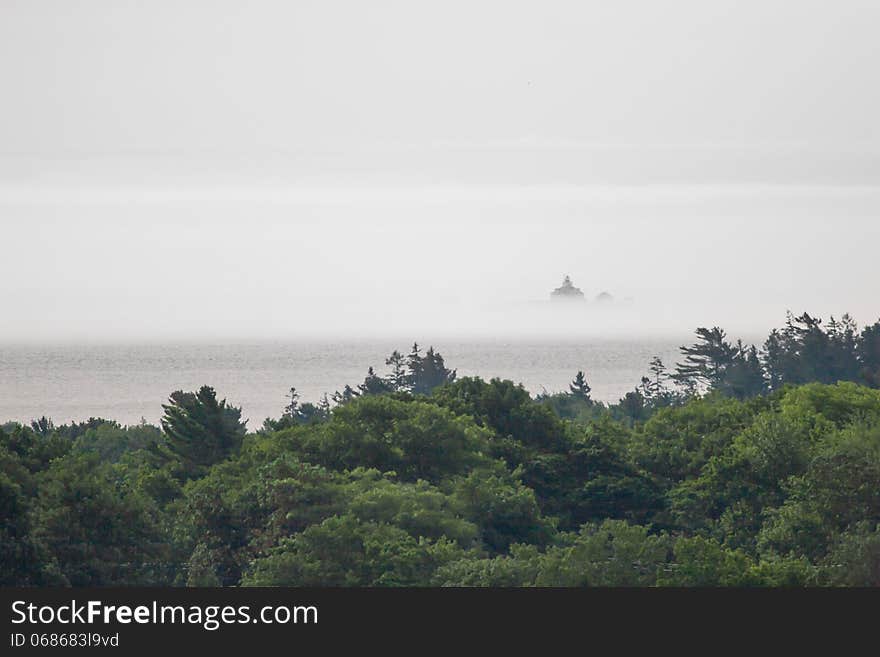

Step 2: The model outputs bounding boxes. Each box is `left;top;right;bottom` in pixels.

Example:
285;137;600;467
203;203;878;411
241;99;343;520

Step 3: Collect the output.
550;275;585;301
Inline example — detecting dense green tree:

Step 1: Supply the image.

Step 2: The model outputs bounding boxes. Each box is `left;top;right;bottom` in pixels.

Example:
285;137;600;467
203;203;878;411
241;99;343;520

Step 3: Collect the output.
719;342;767;399
436;521;669;587
537;521;670;587
159;386;246;479
31;454;167;586
820;523;880;586
0;443;57;585
71;421;162;463
407;345;456;394
658;536;759;587
453;469;555;553
433;377;569;455
629;394;768;487
673;327;737;392
1;422;71;473
762;313;864;388
385;350;408;392
244;515;465;586
433;544;544;587
860;321;880;387
281;395;493;483
358;366;393;396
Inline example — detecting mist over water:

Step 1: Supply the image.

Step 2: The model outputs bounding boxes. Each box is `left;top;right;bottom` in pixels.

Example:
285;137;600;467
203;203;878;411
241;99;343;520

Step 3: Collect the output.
0;338;690;426
3;183;878;344
2;184;876;427
1;1;878;426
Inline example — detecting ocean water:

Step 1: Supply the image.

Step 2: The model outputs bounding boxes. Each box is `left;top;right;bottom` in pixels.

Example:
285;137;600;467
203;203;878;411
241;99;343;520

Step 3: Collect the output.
0;338;686;427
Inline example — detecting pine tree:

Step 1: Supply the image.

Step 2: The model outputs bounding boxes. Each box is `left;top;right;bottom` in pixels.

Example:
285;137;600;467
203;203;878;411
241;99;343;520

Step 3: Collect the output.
569;370;593;403
407;345;456;395
673;327;736;392
637;357;679;407
826;314;861;382
406;343;424;392
762;329;785;391
358;366;392;396
30;416;55;437
720;342;767;399
332;385;360;405
318;393;332;418
159;385;246;479
384;350;408;392
858;321;880;387
283;387;300;419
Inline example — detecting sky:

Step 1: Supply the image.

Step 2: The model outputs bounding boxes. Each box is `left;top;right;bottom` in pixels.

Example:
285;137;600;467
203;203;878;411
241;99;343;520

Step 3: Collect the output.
1;0;878;341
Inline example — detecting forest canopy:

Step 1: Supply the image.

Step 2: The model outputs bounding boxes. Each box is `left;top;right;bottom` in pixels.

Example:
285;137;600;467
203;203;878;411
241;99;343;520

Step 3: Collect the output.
3;313;880;587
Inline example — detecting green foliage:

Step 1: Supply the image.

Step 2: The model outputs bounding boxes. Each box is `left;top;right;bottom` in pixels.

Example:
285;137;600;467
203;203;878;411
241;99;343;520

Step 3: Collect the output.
72;421;162;463
453;469;555;553
160;385;247;479
30;454;167;586
243;515;465;586
1;422;71;473
434;377;568;453
437;521;669;587
433;544;545;586
282;395;492;483
406;344;456;395
629;394;768;485
536;521;669;587
569;371;593;403
658;536;758;587
7;318;880;587
819;523;880;586
0;444;56;585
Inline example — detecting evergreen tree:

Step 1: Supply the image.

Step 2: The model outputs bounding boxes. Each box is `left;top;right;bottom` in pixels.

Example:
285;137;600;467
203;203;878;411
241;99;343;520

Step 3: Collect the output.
385;350;408;392
635;357;682;408
406;343;424;392
283;387;300;420
30;416;54;438
720;342;767;400
763;312;862;387
262;386;307;431
673;327;736;392
159;386;246;479
569;370;593;403
762;329;786;391
641;357;666;399
332;385;360;405
318;393;332;417
793;313;834;384
358;367;393;396
408;346;456;395
859;321;880;388
826;314;861;382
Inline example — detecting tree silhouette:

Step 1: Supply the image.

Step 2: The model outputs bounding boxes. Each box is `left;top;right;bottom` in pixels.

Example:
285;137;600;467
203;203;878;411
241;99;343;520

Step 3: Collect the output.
384;350;408;392
358;366;392;396
283;387;300;419
569;371;593;403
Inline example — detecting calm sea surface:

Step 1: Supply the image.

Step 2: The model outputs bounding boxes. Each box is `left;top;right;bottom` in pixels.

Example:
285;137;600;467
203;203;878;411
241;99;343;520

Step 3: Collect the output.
0;339;686;426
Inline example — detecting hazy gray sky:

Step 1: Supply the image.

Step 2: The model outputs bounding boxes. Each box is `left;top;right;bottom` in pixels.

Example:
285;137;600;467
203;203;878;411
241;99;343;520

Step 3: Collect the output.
1;1;878;341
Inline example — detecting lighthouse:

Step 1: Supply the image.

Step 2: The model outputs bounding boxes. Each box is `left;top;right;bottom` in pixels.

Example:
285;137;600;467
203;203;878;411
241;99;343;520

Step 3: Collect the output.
550;275;585;301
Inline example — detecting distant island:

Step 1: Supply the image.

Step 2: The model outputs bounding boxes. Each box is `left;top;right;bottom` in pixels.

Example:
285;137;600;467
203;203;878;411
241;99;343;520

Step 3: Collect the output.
550;275;585;300
551;276;615;304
